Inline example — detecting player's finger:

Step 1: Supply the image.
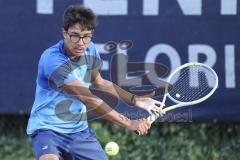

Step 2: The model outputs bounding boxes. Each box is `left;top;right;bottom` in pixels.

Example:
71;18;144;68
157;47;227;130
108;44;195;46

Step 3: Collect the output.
135;119;151;135
141;121;149;134
150;108;161;115
153;100;165;107
146;121;151;129
135;125;142;135
150;103;164;114
140;126;148;135
138;125;145;135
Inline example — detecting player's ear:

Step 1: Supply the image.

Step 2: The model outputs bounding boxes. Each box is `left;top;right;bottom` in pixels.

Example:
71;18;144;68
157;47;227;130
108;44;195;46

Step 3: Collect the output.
62;28;67;39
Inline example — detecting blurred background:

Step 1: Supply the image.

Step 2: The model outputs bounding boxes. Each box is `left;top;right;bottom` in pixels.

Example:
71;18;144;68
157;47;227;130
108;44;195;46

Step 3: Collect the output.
0;0;240;159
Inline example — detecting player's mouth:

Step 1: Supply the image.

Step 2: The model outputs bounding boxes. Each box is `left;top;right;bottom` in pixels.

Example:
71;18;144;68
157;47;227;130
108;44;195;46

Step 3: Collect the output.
74;48;84;53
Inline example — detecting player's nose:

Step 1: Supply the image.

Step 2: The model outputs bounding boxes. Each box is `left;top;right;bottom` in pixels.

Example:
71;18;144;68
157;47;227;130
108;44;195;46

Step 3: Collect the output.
77;38;84;45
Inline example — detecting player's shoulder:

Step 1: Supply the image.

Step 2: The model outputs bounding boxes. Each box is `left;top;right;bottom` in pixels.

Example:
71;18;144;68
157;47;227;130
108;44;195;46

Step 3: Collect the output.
40;40;67;63
86;41;98;55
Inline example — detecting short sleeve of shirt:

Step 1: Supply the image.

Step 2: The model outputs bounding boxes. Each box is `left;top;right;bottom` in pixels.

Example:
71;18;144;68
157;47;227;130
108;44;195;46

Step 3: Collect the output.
42;52;74;91
39;41;102;91
85;42;102;71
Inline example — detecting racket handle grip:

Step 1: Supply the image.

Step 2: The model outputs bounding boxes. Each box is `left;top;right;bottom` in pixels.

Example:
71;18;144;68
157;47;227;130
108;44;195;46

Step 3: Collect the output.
134;130;140;135
134;116;158;135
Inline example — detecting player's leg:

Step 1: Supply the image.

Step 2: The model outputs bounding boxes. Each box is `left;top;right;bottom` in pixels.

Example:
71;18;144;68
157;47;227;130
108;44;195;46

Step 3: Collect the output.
30;130;62;160
39;154;59;160
70;128;108;160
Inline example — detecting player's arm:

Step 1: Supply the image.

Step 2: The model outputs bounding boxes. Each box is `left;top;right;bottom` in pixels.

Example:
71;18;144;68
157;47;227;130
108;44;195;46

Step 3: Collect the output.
91;69;164;115
45;55;151;135
90;69;136;106
62;80;150;135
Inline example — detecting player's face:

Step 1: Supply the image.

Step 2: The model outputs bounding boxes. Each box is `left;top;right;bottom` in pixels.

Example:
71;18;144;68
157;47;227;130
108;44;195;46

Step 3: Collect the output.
63;23;93;59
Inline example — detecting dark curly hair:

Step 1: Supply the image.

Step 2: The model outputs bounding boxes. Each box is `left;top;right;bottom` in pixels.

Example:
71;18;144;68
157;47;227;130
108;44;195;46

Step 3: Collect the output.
63;5;97;31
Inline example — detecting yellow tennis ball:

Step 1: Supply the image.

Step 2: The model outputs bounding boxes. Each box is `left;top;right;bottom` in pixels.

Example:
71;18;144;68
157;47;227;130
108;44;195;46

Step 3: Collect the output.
176;93;181;98
105;141;119;156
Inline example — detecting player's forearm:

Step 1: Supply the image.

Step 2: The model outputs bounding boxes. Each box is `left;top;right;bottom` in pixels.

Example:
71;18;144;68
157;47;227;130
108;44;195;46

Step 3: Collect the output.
83;97;132;129
93;80;135;106
62;84;132;129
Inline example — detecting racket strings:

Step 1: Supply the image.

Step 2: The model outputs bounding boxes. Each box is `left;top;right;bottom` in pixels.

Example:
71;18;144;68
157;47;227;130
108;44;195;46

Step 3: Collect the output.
179;72;211;101
183;83;211;101
179;69;212;101
189;73;213;100
178;70;211;101
168;66;214;102
170;83;210;102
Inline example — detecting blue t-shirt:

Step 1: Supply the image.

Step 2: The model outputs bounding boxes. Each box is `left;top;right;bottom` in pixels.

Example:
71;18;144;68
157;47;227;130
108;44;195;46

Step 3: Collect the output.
27;40;101;135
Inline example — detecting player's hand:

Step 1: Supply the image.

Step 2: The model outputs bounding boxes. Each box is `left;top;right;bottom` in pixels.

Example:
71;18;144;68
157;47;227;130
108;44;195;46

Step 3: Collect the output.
134;95;165;116
128;119;151;135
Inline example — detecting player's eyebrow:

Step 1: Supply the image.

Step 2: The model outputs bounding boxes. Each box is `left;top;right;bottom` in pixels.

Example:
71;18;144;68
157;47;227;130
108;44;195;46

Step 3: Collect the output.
69;31;92;36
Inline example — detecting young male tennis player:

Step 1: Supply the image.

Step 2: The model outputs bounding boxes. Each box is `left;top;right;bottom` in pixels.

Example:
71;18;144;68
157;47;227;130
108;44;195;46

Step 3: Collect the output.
27;4;163;160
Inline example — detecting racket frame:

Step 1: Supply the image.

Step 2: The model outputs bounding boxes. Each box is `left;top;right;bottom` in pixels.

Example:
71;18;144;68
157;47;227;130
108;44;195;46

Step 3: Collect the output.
148;62;218;123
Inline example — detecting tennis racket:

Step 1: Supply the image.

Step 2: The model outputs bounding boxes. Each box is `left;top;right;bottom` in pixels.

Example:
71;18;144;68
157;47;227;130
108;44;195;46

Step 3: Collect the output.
135;62;218;134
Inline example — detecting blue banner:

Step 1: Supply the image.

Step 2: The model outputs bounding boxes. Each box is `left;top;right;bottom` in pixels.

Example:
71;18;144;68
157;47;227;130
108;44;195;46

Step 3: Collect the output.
1;0;240;122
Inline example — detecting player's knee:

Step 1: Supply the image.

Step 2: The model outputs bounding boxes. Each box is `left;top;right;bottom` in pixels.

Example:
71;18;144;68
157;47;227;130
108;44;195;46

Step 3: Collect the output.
39;154;59;160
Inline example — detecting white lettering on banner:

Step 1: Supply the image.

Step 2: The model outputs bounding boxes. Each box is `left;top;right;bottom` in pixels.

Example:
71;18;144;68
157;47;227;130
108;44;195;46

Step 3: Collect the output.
143;0;237;16
188;45;217;67
98;43;237;89
177;0;202;15
36;0;53;14
188;45;217;87
225;45;235;88
143;0;159;15
83;0;128;15
36;0;238;15
143;0;202;16
145;44;181;85
221;0;237;15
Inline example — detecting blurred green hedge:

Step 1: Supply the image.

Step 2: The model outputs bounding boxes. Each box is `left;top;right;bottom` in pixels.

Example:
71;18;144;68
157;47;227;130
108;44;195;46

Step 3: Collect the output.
0;115;240;160
91;121;240;160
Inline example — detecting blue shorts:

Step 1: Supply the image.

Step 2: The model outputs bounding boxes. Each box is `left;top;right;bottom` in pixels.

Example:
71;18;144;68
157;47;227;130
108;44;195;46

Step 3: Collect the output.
30;128;108;160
